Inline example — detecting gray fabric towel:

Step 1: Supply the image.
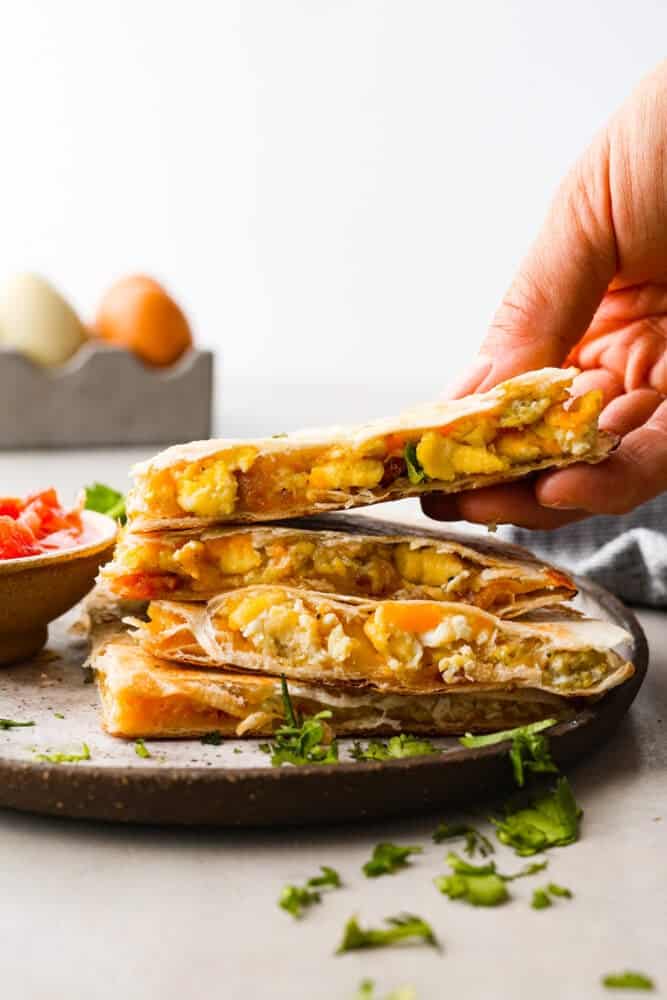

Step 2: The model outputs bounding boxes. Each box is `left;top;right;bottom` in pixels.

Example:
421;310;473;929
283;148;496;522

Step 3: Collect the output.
506;493;667;607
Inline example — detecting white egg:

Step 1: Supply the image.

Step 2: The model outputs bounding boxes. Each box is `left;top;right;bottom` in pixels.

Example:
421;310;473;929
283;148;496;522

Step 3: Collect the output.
0;273;87;366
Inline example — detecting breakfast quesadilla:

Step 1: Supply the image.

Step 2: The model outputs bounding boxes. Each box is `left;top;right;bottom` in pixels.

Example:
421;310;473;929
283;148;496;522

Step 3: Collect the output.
103;514;576;617
93;630;575;739
126;368;615;529
129;586;633;698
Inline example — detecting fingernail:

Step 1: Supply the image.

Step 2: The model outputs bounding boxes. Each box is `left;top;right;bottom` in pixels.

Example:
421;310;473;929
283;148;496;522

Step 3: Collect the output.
442;358;493;400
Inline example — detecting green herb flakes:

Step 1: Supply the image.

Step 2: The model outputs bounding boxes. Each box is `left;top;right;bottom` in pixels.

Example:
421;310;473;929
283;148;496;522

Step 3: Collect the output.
435;851;508;907
34;743;90;764
493;777;582;856
261;677;338;766
83;483;126;523
531;888;551;910
350;734;439;762
403;442;426;484
200;731;223;746
602;971;655;991
337;914;440;954
362;843;423;878
0;718;35;730
432;821;494;857
279;865;342;918
134;739;151;759
460;719;558;787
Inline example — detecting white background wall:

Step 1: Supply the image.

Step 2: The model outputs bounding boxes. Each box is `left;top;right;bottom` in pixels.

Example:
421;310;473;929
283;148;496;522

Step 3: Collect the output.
1;0;666;433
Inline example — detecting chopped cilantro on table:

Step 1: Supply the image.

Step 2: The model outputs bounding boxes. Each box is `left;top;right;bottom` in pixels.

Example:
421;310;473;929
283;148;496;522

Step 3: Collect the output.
261;677;338;767
362;843;423;878
404;443;426;485
503;860;548;881
547;882;572;898
83;483;126;523
432;821;494;857
53;712;65;720
355;982;417;1000
435;852;508;907
34;743;90;764
134;739;151;759
337;914;440;954
493;777;582;856
602;971;655;990
531;888;551;910
279;865;342;918
459;719;558;787
350;734;439;762
0;718;35;730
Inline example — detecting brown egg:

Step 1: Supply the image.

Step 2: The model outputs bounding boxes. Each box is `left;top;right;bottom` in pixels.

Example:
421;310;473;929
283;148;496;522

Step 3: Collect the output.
94;275;193;367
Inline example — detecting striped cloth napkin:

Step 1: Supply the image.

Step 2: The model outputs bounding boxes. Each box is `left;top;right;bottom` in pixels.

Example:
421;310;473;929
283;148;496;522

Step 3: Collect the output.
506;493;667;607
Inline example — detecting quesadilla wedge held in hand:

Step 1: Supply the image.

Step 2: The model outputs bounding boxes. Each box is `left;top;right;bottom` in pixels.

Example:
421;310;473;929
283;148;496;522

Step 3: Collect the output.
129;586;633;699
104;516;575;617
93;631;575;739
126;368;615;529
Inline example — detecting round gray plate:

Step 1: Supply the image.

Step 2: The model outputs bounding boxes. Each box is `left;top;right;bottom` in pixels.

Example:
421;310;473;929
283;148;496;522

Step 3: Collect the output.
0;575;647;827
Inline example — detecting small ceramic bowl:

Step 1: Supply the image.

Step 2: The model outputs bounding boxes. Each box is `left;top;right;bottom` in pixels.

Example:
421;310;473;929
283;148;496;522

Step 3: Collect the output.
0;510;118;666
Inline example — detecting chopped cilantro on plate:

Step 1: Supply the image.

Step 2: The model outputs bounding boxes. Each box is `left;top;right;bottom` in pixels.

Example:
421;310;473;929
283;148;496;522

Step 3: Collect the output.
0;718;35;730
134;739;151;759
460;719;558;787
350;734;439;762
34;743;91;764
261;677;338;767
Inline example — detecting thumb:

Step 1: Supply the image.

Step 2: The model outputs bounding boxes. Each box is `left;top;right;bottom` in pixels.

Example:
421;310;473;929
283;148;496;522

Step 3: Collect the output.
473;135;617;392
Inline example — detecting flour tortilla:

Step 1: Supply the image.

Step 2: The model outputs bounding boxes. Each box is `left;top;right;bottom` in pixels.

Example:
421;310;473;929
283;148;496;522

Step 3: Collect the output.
127;368;616;529
103;514;576;617
129;586;634;699
93;629;575;739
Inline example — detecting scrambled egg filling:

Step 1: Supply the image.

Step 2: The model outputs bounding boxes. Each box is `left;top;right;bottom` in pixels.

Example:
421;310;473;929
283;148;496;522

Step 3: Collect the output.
145;590;612;693
111;533;556;614
141;387;602;517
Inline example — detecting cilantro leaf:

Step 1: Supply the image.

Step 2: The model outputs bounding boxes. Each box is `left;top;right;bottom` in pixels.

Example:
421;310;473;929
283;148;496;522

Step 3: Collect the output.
134;739;151;759
279;884;321;918
356;983;376;1000
307;865;342;889
459;719;557;748
547;882;572;898
279;865;342;918
261;677;338;766
432;821;494;857
404;443;426;485
83;483;126;523
362;843;423;878
531;888;551;910
200;731;223;746
435;850;508;907
350;734;439;761
337;914;440;954
602;971;655;991
460;719;558;786
503;859;548;881
0;718;35;730
34;743;90;764
493;777;582;856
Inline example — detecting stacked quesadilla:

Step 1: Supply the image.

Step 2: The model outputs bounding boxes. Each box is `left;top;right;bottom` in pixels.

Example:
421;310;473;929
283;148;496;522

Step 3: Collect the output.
94;367;633;741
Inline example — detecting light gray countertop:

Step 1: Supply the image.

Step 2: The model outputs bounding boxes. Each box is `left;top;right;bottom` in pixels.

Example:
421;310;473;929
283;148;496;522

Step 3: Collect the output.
0;449;665;1000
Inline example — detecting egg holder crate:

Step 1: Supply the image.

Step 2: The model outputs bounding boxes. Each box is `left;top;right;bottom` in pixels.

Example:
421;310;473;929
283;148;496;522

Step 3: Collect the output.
0;342;213;448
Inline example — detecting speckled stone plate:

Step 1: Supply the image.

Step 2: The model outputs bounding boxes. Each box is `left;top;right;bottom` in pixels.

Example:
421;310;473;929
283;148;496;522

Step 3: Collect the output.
0;563;647;827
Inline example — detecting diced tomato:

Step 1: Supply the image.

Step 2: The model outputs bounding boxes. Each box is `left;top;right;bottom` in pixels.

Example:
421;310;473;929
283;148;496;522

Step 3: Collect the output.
0;488;84;559
0;517;41;559
0;498;24;518
114;572;180;600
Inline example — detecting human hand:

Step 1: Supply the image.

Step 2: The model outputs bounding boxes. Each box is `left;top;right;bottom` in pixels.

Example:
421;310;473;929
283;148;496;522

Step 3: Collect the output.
423;61;667;530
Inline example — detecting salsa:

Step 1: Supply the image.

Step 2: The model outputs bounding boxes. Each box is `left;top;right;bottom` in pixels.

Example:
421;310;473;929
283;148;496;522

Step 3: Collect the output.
0;489;84;560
